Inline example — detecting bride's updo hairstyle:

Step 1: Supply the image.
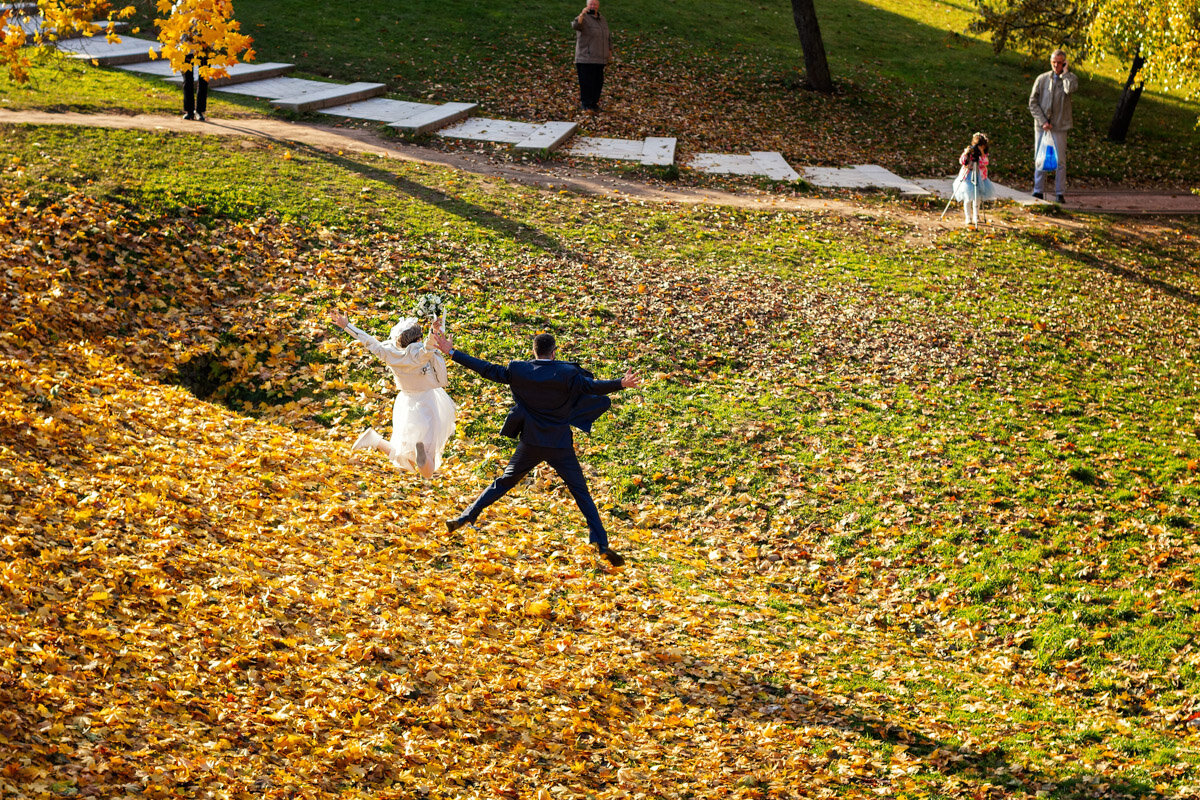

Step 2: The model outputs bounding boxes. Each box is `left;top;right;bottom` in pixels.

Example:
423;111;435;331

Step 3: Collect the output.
389;317;423;348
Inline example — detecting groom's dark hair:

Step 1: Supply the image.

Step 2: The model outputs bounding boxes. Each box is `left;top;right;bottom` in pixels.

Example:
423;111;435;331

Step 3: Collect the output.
534;333;556;358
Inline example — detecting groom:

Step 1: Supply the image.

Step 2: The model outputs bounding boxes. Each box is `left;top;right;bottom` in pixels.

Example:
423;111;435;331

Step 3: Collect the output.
433;330;641;566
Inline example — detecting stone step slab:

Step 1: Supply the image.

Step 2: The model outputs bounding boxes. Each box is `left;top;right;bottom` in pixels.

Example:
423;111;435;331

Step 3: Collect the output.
438;117;536;145
55;33;159;66
689;151;799;182
565;135;676;166
514;121;577;152
387;102;477;135
438;117;577;152
802;164;928;195
321;97;437;124
271;81;386;113
11;16;127;43
116;59;177;77
215;76;337;100
911;177;1037;205
316;97;477;135
161;61;294;88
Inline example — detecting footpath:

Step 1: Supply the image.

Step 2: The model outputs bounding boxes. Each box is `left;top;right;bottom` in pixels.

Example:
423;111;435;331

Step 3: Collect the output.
4;5;1198;216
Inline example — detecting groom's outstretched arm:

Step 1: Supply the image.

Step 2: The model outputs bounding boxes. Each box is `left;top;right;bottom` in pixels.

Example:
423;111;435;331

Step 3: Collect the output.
450;349;512;385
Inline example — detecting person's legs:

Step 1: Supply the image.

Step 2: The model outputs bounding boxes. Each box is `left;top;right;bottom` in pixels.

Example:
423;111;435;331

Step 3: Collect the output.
593;64;605;109
1053;130;1067;198
576;63;589;108
1032;126;1044;196
545;449;608;550
182;55;195;118
455;442;544;524
577;63;602;109
196;54;208;119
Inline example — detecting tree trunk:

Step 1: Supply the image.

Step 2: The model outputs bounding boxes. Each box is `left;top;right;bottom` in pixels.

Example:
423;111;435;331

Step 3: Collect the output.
791;0;833;93
1107;52;1145;143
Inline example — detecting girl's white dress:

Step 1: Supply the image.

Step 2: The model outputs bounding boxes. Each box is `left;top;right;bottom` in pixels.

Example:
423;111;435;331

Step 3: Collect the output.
952;151;997;201
345;324;456;476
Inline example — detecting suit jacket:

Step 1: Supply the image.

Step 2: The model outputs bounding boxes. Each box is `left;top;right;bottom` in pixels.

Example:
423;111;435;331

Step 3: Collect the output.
451;350;623;449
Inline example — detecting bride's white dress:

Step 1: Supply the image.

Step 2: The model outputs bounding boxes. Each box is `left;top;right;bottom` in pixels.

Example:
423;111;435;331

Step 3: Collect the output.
345;323;456;477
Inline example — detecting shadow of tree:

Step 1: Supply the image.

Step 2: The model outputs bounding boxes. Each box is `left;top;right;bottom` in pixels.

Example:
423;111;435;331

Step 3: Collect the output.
207;120;585;261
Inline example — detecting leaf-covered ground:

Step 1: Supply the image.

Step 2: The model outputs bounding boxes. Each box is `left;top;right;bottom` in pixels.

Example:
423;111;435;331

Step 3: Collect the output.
3;124;1200;799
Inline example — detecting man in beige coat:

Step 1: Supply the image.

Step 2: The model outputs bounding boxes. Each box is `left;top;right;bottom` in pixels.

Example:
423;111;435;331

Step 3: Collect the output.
572;0;612;111
1029;49;1079;204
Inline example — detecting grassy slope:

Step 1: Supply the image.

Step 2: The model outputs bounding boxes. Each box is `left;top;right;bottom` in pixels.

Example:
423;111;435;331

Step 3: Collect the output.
2;124;1200;798
3;0;1198;186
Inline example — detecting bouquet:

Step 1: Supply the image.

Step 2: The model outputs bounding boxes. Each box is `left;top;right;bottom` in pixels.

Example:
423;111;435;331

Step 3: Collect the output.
414;293;446;322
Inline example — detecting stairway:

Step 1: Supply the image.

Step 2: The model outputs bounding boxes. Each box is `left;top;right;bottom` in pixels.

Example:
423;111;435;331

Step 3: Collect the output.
14;9;821;184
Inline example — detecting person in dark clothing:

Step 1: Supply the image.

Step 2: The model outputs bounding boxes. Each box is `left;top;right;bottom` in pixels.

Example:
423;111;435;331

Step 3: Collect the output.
435;330;640;566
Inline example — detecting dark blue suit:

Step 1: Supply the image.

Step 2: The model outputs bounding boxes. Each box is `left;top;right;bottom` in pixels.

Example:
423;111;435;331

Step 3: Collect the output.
450;350;625;548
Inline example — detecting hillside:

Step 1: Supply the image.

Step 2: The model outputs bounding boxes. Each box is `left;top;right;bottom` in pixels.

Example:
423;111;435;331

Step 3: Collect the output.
2;122;1200;797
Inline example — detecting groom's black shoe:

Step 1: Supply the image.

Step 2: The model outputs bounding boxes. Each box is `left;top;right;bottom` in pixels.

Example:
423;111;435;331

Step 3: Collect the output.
446;515;472;534
599;547;625;567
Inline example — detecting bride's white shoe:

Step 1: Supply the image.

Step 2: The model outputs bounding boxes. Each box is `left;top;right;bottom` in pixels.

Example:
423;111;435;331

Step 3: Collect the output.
351;427;385;453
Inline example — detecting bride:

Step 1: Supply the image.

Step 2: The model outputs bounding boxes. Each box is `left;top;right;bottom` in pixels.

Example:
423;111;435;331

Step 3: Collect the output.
330;309;456;478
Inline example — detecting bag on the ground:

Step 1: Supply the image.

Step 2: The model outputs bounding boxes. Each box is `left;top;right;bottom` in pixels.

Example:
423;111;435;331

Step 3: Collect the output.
1036;136;1058;171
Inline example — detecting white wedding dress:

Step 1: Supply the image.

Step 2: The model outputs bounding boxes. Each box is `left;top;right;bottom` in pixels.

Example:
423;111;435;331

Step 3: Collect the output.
344;323;456;478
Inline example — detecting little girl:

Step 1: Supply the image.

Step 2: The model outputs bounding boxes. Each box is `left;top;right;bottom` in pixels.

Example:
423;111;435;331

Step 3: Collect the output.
952;132;996;228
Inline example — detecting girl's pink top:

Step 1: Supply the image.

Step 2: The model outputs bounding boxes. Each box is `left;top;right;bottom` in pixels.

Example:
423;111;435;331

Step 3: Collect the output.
959;150;989;180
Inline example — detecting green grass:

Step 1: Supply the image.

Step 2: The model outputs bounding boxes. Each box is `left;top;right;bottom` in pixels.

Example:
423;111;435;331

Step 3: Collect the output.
3;113;1200;795
4;0;1198;186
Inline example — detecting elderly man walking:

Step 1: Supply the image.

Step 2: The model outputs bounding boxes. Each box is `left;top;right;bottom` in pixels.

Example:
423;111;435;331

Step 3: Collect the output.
572;0;612;111
1029;49;1078;204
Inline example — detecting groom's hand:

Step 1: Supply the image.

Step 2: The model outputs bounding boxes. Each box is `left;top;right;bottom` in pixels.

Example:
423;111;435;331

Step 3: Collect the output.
621;370;642;389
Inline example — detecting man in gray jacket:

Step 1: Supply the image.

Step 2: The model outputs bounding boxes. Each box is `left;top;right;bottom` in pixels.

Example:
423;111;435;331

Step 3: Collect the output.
573;0;612;111
1028;49;1078;204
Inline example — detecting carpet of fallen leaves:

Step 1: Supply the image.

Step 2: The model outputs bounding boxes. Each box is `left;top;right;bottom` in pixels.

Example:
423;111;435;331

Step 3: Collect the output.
3;180;1200;800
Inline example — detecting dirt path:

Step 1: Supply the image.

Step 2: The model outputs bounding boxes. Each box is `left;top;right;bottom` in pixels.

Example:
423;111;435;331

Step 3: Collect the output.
3;110;1197;232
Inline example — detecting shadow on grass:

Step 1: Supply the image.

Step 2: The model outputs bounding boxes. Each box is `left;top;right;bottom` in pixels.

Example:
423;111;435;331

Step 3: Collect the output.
1031;232;1200;306
205;119;585;261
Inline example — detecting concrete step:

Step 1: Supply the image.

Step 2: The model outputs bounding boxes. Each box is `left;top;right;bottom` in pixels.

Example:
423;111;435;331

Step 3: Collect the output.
214;76;333;100
803;164;928;195
163;61;294;88
55;33;159;66
8;14;126;42
438;117;536;145
438;117;577;152
689;151;800;182
271;81;386;113
317;97;477;135
514;121;577;152
911;177;1033;204
388;102;477;135
565;135;676;166
116;59;180;78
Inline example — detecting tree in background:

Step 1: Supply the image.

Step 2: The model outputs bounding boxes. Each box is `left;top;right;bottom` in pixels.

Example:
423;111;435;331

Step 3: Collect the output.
0;0;252;84
1;0;134;83
790;0;833;93
1089;0;1200;142
153;0;252;82
969;0;1200;142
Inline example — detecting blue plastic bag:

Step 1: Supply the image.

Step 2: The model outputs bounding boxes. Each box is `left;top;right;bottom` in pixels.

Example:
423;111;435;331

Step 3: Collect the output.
1037;136;1058;171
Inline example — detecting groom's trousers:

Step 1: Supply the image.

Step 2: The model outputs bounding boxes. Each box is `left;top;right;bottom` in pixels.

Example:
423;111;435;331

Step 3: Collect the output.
459;442;609;549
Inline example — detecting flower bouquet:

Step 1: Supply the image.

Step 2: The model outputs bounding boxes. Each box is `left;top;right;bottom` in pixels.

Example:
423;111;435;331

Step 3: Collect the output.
414;293;447;324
